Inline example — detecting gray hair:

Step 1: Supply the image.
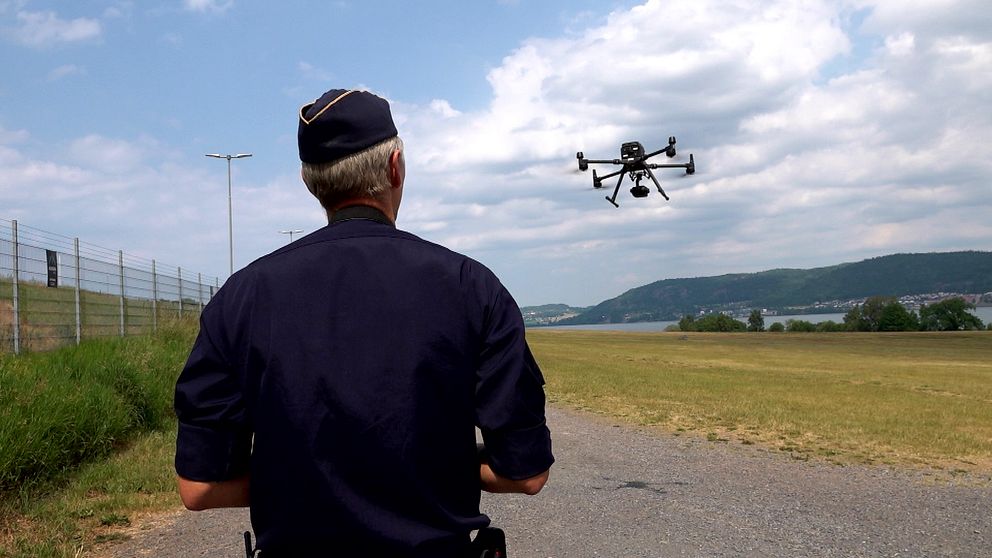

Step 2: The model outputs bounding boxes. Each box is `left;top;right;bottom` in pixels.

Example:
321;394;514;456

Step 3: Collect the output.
301;136;403;210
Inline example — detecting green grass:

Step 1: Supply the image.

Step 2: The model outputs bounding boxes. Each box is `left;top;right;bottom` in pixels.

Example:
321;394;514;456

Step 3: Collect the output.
0;322;192;492
3;326;991;556
528;330;992;472
0;430;178;557
1;278;200;353
0;319;195;557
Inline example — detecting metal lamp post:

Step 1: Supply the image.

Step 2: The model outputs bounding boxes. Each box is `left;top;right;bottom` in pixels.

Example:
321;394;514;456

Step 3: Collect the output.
279;229;304;243
205;153;252;276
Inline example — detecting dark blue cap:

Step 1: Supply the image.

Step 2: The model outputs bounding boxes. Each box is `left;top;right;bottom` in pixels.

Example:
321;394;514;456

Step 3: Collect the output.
298;89;398;164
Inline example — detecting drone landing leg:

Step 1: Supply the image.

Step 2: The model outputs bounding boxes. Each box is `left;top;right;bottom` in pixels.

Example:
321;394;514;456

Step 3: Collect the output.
645;168;669;201
606;172;625;208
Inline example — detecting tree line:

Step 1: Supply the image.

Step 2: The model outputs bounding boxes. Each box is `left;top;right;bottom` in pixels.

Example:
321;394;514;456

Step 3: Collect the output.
676;296;990;333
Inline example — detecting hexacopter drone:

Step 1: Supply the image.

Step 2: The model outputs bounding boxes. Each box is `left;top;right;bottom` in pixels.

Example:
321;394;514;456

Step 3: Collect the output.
576;137;695;207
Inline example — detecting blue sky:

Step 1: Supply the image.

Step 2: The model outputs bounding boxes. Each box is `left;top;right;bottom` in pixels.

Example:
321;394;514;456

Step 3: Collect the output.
2;0;990;307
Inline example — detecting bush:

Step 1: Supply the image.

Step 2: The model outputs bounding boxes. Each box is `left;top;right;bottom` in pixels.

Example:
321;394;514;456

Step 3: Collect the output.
694;313;747;332
786;319;817;332
0;320;196;491
920;298;985;331
815;320;848;332
678;315;696;332
747;309;764;332
768;322;785;332
845;296;920;331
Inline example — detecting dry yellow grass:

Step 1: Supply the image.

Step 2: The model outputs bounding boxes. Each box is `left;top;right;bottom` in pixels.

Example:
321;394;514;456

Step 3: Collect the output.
528;330;992;474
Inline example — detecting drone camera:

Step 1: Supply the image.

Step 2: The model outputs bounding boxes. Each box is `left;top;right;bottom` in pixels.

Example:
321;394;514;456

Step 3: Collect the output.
630;184;650;198
620;141;645;160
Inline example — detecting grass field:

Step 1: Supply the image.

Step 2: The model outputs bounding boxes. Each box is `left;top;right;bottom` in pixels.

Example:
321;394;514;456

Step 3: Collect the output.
0;321;194;558
2;327;990;557
528;329;992;474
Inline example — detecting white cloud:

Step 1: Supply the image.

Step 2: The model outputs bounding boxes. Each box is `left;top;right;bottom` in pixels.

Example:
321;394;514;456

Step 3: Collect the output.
5;10;101;47
0;131;321;282
183;0;234;14
68;135;150;174
3;0;989;307
885;32;915;56
390;0;992;305
429;100;461;119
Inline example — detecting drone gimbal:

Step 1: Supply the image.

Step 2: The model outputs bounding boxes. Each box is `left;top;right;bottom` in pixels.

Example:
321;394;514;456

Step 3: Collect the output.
576;137;695;207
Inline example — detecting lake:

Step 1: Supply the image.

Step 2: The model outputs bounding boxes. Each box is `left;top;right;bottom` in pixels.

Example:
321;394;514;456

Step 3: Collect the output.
541;306;992;332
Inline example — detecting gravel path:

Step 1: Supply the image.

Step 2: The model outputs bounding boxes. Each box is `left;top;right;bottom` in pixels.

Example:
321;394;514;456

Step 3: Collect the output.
101;406;991;557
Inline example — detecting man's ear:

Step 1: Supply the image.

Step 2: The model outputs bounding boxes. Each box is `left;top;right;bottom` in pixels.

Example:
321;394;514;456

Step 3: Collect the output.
389;149;405;188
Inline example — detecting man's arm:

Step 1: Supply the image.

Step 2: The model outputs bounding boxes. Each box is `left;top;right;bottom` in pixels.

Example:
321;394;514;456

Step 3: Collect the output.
174;294;254;511
480;462;549;495
177;474;251;511
474;279;555;494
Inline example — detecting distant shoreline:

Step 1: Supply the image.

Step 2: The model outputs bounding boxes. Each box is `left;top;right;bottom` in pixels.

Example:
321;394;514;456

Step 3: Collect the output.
535;306;992;332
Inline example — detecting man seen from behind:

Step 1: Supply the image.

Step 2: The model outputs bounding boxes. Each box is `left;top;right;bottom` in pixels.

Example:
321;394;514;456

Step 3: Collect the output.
173;88;554;557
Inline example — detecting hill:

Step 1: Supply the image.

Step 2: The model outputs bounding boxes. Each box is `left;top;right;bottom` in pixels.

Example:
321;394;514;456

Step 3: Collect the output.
557;251;992;325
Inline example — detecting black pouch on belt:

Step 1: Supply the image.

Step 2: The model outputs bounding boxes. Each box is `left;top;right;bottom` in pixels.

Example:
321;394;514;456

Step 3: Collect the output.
467;527;507;558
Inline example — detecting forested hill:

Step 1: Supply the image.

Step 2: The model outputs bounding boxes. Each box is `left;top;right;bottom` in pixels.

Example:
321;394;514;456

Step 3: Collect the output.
558;251;992;325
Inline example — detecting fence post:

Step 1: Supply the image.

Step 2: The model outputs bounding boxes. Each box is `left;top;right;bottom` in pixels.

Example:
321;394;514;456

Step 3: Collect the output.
198;272;204;314
11;220;19;355
74;238;81;345
152;259;158;333
118;250;125;337
178;267;183;319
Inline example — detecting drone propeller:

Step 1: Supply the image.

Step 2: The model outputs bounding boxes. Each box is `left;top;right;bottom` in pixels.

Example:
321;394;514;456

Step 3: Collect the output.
665;136;677;158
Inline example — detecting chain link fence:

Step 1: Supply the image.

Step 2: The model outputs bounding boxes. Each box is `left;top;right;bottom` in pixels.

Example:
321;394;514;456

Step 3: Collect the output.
0;219;221;354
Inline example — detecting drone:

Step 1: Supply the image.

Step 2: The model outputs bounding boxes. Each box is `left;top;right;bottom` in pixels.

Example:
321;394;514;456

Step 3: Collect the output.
576;137;695;207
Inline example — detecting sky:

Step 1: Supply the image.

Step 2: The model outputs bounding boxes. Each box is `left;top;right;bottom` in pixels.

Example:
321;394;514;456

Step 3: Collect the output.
1;0;990;307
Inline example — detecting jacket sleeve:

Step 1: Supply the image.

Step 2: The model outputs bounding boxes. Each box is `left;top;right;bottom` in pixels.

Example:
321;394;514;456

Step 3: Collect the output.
475;281;554;480
174;295;253;482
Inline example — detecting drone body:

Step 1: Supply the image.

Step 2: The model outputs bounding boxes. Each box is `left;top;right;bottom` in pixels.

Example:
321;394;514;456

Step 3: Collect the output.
576;137;695;207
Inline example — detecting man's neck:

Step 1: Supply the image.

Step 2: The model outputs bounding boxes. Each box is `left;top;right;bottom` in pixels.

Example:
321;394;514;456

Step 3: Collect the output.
327;197;396;224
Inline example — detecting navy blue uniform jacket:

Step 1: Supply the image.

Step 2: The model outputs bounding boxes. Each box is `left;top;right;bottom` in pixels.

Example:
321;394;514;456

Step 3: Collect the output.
174;210;554;556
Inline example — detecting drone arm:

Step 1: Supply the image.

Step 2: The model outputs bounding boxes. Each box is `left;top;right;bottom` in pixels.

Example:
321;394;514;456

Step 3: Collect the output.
644;163;690;170
592;167;626;181
583;158;624;165
644;137;677;160
643;147;669;159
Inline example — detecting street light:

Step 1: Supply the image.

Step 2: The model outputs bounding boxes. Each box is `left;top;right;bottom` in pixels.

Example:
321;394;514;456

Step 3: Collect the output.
205;153;252;276
279;229;304;243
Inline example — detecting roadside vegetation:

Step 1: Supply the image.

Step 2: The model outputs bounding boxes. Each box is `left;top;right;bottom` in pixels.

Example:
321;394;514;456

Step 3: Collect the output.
0;319;195;558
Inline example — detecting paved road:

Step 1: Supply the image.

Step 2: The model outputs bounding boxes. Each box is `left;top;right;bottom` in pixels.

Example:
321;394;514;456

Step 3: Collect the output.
102;406;991;557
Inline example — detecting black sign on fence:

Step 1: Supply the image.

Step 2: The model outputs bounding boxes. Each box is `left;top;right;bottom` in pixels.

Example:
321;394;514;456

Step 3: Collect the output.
46;249;58;288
